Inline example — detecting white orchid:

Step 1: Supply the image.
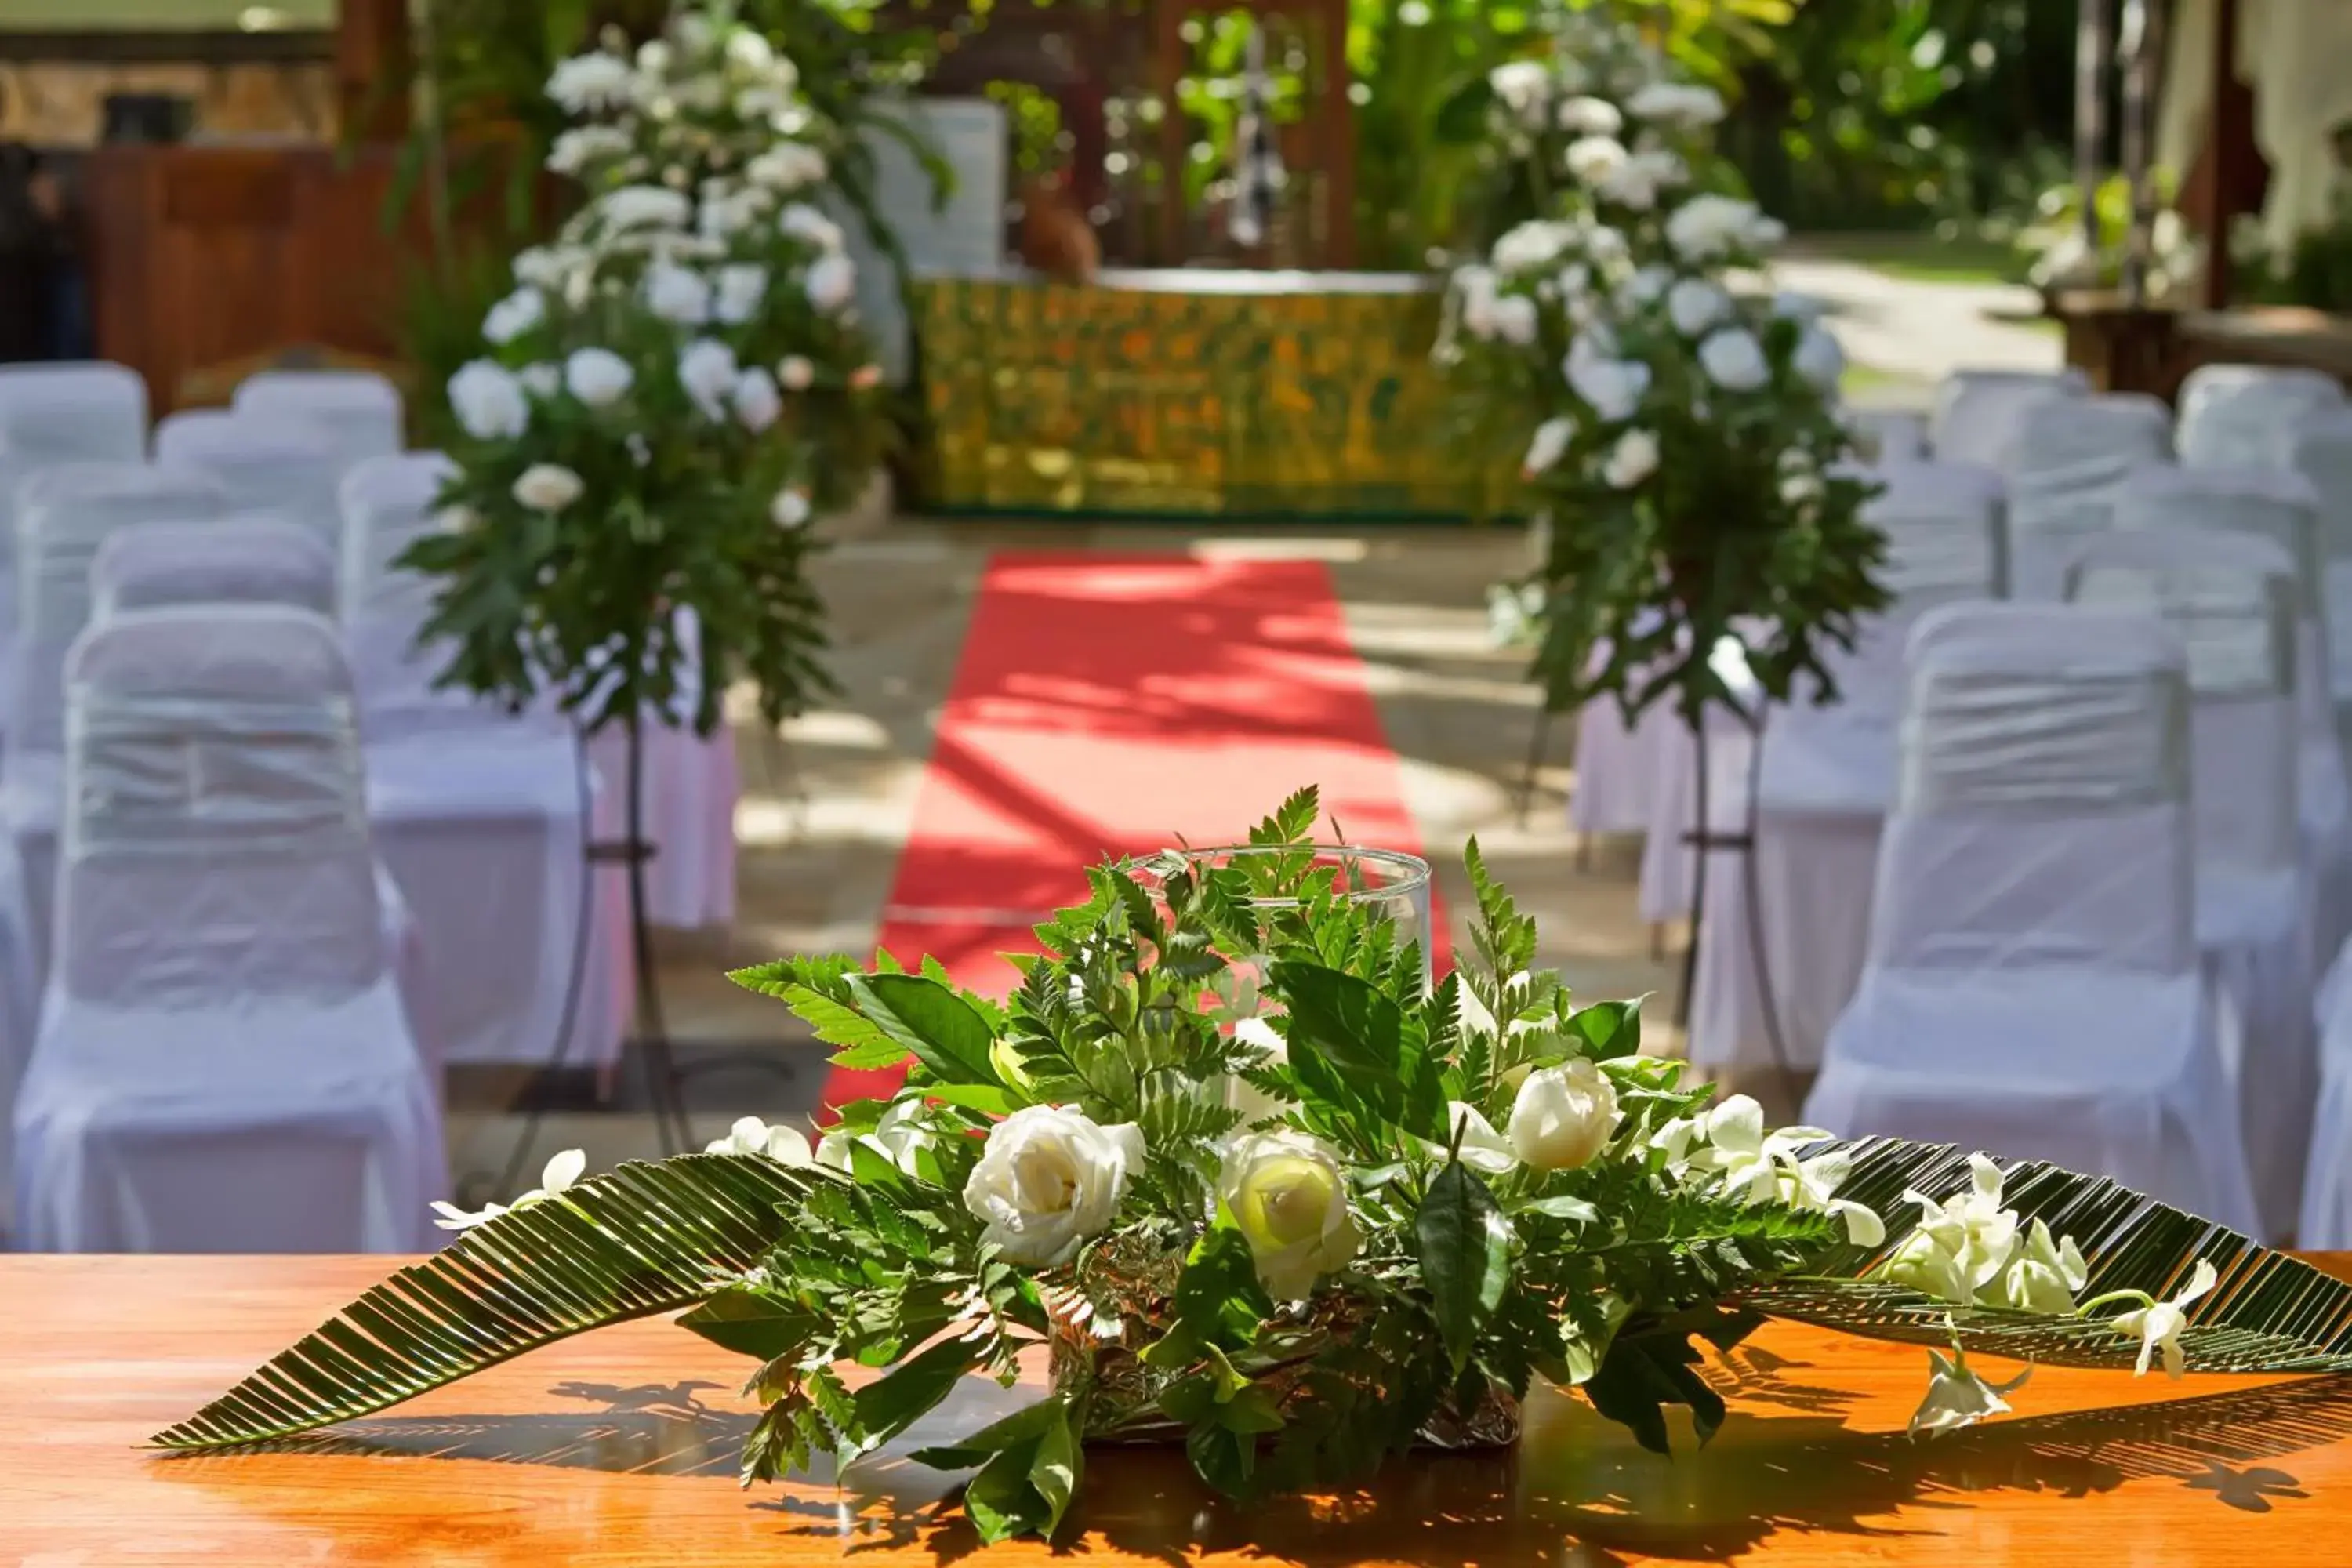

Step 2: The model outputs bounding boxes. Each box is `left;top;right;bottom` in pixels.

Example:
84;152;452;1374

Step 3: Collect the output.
2005;1218;2091;1313
2113;1259;2218;1379
746;143;828;191
1598;150;1686;212
779;202;845;253
1665;193;1766;263
1436;1101;1520;1175
481;287;546;345
705;1116;812;1165
1686;1094;1826;1200
546;53;634;114
1522;415;1575;477
1909;1338;2031;1438
1879;1154;2022;1305
1565;135;1630;187
1768;1145;1887;1246
600;183;693;234
815;1102;936;1176
1627;81;1727;128
1555;96;1623;136
430;1149;586;1231
1491;220;1577;276
546;124;631;176
1489;60;1553;128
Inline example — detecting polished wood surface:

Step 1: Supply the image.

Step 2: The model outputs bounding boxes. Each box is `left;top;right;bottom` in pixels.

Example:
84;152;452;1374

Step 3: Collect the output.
10;1254;2352;1565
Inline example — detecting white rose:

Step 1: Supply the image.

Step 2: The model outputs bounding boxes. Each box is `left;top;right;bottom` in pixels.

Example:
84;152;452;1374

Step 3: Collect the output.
961;1105;1145;1267
1226;1015;1292;1125
1780;470;1825;506
779;201;846;252
1522;415;1575;477
713;263;769;325
516;362;561;399
447;360;529;441
1490;293;1539;347
1507;1059;1620;1170
1582;224;1630;267
1219;1131;1362;1301
1698;327;1771;392
705;1115;812;1164
1667;278;1731;337
1565;135;1630;187
643;260;712;325
634;38;672;74
805;251;858;314
600;183;693;233
1565;340;1652;422
1622;264;1674;307
1488;60;1552;127
481;286;546;346
677;338;740;420
732;366;782;432
1490;220;1576;276
564;346;635;407
747;142;829;191
771;488;812;528
1600;150;1686;212
725;27;775;72
1666;194;1764;263
512;463;584;513
513;245;585;291
776;354;816;390
1602;427;1661;488
546;124;631;176
1555;95;1623;136
1793;324;1846;390
546;52;634;114
1628;81;1726;127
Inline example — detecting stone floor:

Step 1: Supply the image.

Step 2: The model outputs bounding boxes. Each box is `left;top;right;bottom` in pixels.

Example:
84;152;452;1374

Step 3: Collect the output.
445;519;1690;1200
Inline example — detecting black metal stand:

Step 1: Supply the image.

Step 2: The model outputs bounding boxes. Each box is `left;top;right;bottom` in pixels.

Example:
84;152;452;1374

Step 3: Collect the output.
591;708;695;1156
1671;704;1793;1076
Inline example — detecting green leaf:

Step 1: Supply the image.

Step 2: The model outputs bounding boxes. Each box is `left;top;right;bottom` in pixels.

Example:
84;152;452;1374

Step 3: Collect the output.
1216;1384;1287;1436
677;1285;816;1363
1249;785;1320;847
1520;1195;1601;1223
906;1393;1065;1471
1029;1400;1083;1538
152;1155;823;1449
1174;1225;1277;1349
849;973;999;1085
1186;1420;1256;1497
964;1437;1050;1543
916;1081;1022;1116
1413;1161;1515;1372
851;1335;988;1449
1569;998;1643;1060
1272;961;1446;1141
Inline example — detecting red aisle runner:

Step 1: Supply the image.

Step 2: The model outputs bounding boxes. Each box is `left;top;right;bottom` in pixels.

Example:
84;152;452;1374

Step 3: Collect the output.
822;550;1445;1110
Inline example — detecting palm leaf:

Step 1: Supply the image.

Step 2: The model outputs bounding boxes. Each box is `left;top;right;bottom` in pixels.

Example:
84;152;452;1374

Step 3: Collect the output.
152;1154;820;1450
1740;1138;2352;1374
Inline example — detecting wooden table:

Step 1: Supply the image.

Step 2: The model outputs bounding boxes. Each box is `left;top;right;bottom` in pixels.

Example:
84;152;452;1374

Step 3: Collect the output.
10;1255;2352;1564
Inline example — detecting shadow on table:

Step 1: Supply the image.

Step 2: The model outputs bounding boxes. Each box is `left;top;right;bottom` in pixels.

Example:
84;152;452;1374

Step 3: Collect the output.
150;1367;2352;1562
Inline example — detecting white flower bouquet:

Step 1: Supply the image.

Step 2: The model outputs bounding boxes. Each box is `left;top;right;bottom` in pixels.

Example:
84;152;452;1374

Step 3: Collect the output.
1447;19;1888;723
163;788;2352;1543
408;2;892;735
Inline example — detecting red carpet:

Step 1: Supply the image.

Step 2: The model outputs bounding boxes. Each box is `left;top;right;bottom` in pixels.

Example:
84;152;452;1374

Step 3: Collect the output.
822;551;1444;1109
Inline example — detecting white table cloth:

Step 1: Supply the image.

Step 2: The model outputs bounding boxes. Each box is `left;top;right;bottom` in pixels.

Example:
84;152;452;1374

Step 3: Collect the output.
1806;603;2259;1236
11;605;444;1252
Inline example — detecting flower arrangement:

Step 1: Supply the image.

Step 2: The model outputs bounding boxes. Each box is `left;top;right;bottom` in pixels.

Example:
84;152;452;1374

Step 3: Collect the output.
163;788;2352;1543
1446;18;1888;722
406;2;893;736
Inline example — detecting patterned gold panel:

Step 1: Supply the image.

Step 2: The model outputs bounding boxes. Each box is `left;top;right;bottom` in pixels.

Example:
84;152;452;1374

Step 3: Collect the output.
914;270;1510;520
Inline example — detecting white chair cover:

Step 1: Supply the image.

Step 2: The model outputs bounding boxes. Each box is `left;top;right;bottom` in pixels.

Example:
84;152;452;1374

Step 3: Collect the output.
2067;529;2314;1238
5;463;229;979
2116;463;2352;961
0;362;147;464
1927;368;2089;470
2004;394;2174;600
2286;411;2352;710
93;517;338;620
153;409;348;546
1848;409;1928;466
11;606;444;1251
1806;603;2259;1235
339;454;626;1069
1685;465;2002;1067
234;370;405;466
2177;364;2345;470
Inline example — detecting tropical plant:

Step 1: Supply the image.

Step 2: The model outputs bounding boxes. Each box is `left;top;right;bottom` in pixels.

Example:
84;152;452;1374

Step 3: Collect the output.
406;1;896;739
1443;15;1886;722
161;786;2352;1544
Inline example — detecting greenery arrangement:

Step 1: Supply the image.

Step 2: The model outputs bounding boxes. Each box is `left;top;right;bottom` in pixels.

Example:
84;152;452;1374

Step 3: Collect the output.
406;1;897;737
1444;13;1886;722
162;787;2352;1543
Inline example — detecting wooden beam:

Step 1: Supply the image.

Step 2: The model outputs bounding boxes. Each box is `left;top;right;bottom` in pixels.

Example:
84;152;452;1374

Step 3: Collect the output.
2075;0;2113;257
2202;0;2239;309
336;0;412;142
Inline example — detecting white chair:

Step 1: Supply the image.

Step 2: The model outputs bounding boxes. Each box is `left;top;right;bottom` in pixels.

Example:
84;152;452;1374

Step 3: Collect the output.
2004;393;2173;600
1849;409;1928;466
234;369;405;466
6;463;229;973
1927;368;2089;470
2178;364;2345;470
93;517;338;621
9;606;444;1251
153;409;347;546
2117;463;2352;961
1806;603;2259;1235
0;362;147;463
2285;411;2352;720
340;454;626;1072
1686;463;2003;1073
2067;529;2313;1239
